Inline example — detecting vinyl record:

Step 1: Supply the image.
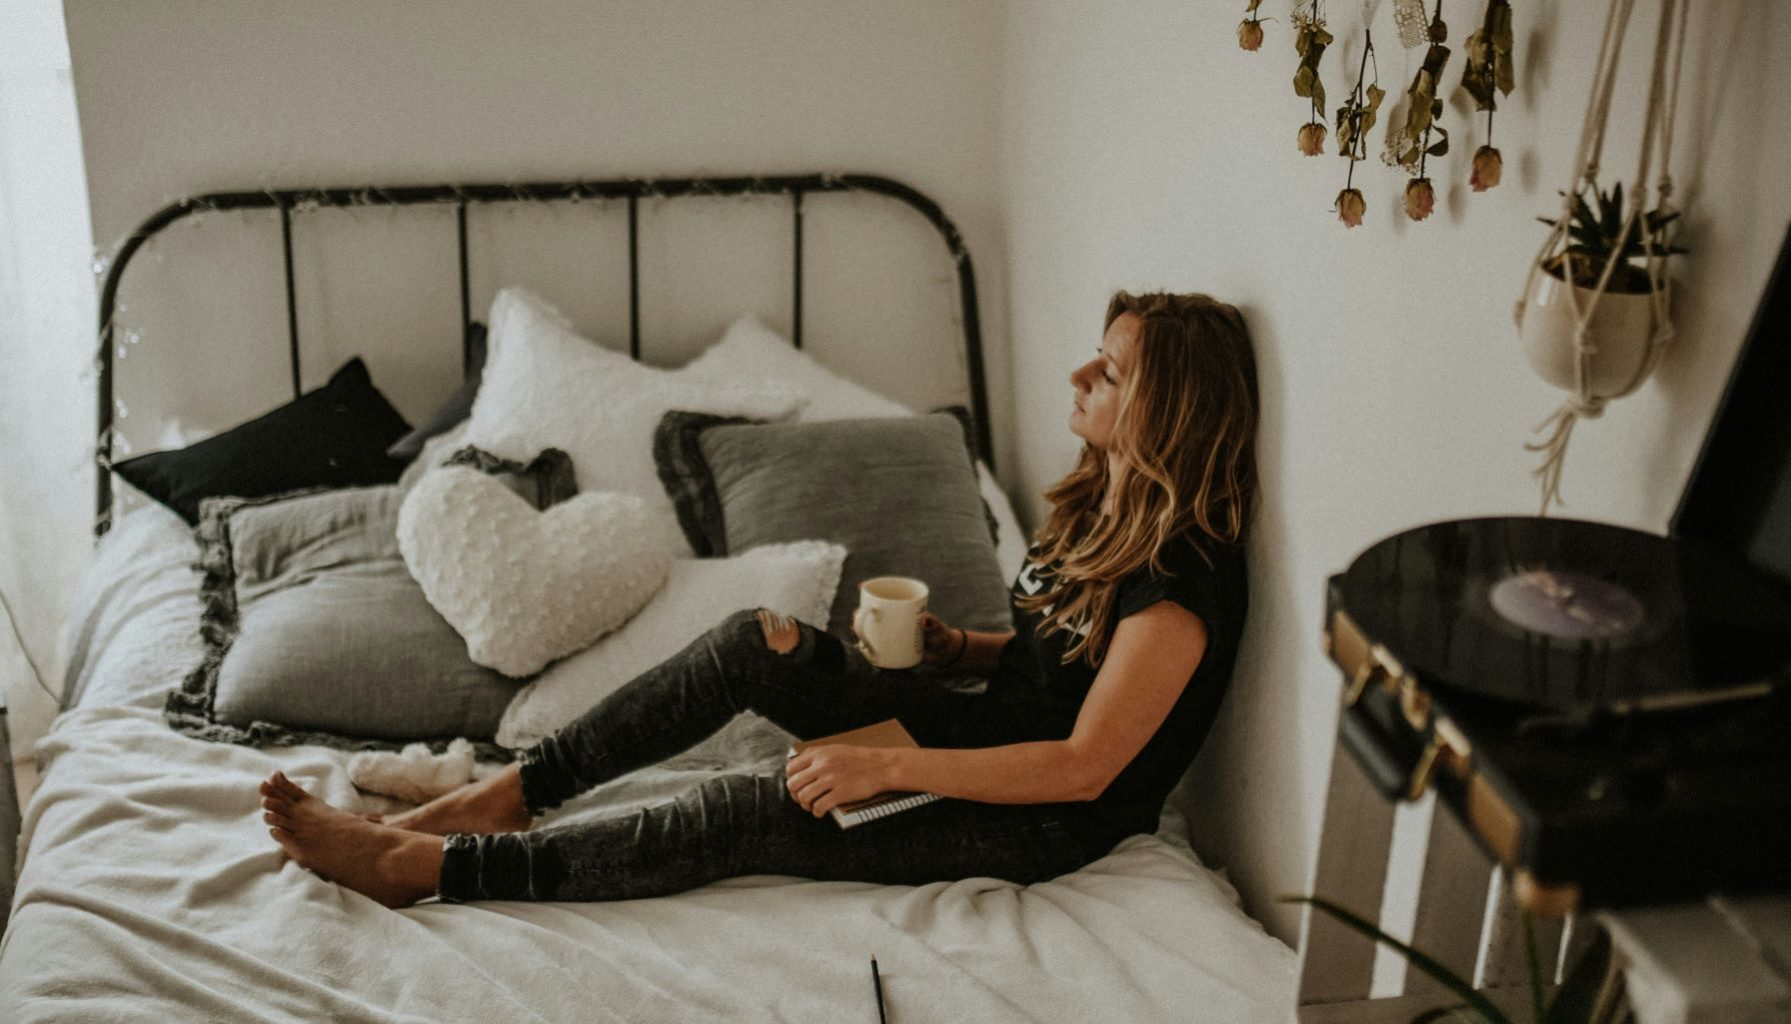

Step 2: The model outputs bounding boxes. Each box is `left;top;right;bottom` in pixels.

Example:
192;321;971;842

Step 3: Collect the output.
1335;517;1791;711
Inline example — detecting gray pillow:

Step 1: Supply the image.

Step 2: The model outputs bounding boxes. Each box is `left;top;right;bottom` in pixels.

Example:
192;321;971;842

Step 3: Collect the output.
166;485;520;752
654;412;1012;643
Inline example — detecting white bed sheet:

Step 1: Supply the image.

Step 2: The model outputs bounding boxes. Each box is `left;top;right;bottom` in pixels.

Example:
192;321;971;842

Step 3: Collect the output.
3;505;1296;1023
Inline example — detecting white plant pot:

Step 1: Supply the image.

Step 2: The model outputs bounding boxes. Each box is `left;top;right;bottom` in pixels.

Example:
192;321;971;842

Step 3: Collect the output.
1517;269;1660;399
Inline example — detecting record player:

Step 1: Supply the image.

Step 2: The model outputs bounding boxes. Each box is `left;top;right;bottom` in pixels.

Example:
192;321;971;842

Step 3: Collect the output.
1325;225;1791;914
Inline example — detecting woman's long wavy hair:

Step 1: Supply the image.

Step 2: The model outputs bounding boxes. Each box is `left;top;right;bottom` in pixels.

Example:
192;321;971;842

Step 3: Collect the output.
1016;291;1260;668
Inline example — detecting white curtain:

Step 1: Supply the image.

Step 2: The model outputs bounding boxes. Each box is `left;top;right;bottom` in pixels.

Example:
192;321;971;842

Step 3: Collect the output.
0;0;96;749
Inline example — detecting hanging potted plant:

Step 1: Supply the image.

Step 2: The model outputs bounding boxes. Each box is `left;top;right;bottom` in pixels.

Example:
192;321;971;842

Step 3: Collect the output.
1517;182;1686;398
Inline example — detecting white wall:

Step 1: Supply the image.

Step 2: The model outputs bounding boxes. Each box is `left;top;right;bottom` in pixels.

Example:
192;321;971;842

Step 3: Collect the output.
999;0;1789;944
0;0;95;748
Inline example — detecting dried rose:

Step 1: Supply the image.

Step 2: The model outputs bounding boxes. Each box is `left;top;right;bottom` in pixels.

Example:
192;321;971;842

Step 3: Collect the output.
1405;177;1436;221
1298;122;1327;157
1238;19;1264;51
1335;188;1366;228
1470;145;1503;191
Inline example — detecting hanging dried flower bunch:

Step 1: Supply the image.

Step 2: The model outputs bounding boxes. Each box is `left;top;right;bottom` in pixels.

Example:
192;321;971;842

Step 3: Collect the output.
1383;3;1451;221
1333;28;1384;227
1239;0;1266;51
1462;0;1515;190
1293;3;1333;157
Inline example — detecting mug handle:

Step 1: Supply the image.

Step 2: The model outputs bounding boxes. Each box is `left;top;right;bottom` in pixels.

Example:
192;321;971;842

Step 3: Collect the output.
852;606;879;664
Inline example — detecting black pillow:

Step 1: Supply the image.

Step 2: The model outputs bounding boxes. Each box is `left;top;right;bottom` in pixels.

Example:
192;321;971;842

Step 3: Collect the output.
387;322;488;460
114;357;412;525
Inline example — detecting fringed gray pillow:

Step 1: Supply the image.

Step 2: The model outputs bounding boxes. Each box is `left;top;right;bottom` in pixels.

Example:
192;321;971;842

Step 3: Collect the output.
165;452;573;754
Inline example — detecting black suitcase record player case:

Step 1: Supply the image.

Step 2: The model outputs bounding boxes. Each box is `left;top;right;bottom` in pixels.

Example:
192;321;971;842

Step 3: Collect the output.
1325;223;1791;914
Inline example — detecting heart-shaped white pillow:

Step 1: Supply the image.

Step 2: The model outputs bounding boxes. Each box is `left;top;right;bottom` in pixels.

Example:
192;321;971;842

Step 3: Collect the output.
398;467;674;678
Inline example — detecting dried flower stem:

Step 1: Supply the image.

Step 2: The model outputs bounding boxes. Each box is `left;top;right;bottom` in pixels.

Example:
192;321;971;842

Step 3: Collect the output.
1345;32;1373;189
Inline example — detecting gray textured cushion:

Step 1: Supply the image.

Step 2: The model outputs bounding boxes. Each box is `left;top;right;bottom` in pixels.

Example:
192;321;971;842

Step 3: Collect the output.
655;412;1011;641
165;486;521;750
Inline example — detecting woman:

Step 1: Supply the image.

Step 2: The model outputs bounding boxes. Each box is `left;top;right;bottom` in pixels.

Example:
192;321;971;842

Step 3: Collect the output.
259;290;1260;908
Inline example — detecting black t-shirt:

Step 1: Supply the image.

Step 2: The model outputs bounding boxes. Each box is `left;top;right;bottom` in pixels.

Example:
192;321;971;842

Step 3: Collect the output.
982;533;1248;835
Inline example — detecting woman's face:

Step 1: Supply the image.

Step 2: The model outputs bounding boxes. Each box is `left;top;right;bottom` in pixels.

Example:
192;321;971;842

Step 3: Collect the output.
1068;312;1139;449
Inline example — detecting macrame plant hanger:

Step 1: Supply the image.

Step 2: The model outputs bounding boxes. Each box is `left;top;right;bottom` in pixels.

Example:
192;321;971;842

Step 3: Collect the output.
1519;0;1690;514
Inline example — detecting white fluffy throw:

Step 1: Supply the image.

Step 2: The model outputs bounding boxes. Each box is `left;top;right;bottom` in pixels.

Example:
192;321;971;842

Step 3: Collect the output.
346;738;502;803
398;467;674;677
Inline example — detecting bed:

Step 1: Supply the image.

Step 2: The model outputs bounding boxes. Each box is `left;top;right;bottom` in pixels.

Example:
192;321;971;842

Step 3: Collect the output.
0;174;1295;1022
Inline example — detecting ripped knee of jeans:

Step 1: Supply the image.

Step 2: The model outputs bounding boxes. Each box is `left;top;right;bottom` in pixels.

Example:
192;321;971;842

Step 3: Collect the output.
754;609;801;655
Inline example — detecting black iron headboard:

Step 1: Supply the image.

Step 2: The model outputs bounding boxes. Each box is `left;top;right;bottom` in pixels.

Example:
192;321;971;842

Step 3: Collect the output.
94;172;990;535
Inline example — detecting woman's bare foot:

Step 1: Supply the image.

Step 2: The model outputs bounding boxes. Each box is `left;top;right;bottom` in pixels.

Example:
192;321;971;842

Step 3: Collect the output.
377;764;532;836
260;772;444;909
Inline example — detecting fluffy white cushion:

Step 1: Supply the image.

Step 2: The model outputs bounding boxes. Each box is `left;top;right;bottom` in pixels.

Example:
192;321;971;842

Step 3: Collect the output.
683;314;913;421
687;314;1029;580
460;290;804;554
497;540;846;748
346;738;503;804
398;466;675;678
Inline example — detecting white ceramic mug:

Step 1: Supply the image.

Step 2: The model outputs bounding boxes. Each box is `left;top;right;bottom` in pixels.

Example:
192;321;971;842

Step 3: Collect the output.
852;576;929;669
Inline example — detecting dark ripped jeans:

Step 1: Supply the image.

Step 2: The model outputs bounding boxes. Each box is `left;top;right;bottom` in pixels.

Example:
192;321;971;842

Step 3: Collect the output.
436;609;1123;903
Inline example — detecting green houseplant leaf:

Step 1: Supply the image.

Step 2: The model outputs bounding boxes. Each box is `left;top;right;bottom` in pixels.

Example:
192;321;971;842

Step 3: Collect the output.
1542;928;1614;1024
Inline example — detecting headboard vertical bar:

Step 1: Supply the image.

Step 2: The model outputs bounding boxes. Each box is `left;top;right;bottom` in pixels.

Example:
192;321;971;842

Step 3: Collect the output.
791;189;805;350
627;193;641;361
278;201;301;398
456;200;472;373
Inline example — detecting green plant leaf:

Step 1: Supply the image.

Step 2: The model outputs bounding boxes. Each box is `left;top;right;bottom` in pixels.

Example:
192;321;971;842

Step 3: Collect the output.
1523;912;1546;1024
1543;928;1613;1024
1281;896;1511;1024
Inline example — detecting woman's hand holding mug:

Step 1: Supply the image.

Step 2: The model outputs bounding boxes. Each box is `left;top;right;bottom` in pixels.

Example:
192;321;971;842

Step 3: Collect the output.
919;613;969;670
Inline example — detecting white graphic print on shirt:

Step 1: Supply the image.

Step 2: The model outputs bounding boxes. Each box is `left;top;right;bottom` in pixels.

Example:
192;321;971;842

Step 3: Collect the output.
1015;556;1092;637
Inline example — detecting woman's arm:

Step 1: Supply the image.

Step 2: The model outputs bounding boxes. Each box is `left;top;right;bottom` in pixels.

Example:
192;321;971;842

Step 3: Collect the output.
787;600;1208;815
919;614;1014;675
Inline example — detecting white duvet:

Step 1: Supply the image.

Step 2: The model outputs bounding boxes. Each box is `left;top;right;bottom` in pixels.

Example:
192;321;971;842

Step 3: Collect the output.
0;507;1296;1023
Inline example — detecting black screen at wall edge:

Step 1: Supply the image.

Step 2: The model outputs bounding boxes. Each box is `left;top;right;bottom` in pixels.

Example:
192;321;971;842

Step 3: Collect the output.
1671;221;1791;588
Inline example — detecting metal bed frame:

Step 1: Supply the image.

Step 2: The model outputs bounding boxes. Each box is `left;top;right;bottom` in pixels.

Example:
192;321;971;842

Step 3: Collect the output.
93;173;991;535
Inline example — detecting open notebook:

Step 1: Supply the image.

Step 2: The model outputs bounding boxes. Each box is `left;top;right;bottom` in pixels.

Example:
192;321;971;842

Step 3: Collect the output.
789;719;941;829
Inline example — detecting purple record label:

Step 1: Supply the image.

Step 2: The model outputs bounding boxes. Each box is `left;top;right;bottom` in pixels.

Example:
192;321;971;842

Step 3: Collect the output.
1488;569;1647;641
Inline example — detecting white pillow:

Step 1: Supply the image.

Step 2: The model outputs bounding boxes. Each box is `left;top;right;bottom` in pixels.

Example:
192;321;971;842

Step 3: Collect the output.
399;467;676;678
687;314;1029;580
684;314;913;421
497;540;846;748
462;290;805;550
